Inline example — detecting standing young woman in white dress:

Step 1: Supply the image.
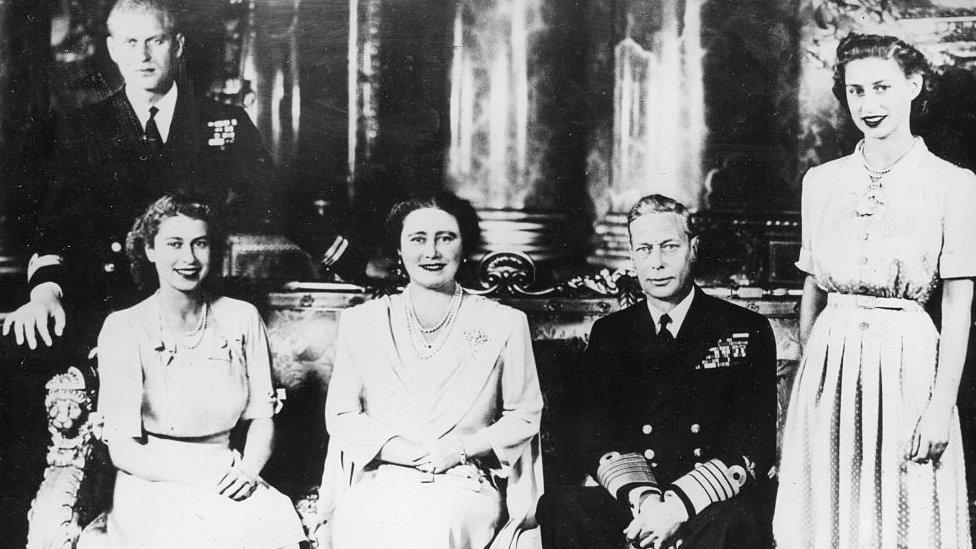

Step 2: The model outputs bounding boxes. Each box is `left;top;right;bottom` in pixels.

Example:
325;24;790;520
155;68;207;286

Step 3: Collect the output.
774;33;976;548
88;194;306;548
317;192;544;549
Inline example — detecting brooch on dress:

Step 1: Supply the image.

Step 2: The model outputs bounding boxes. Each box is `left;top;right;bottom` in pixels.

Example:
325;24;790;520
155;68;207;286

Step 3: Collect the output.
463;330;489;350
854;182;884;217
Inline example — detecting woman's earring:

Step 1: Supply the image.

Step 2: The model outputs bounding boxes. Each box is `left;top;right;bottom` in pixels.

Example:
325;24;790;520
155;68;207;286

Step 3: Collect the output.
395;257;407;282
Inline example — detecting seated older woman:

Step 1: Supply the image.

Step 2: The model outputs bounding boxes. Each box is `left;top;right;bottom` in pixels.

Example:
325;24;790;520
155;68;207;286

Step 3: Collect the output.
83;193;305;548
317;192;545;549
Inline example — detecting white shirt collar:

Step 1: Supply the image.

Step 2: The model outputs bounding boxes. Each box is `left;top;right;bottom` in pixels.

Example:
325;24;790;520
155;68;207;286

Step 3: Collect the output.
645;286;696;338
125;82;178;143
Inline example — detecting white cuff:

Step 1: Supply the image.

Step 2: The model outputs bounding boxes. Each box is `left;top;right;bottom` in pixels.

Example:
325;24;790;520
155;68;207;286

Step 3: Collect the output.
27;254;63;282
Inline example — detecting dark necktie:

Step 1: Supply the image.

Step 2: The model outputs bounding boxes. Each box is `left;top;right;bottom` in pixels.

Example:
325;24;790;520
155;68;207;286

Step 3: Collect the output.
144;106;163;155
658;313;674;344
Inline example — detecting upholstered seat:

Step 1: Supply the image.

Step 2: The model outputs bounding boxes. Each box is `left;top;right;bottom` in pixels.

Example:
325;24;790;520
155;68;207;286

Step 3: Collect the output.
25;254;799;548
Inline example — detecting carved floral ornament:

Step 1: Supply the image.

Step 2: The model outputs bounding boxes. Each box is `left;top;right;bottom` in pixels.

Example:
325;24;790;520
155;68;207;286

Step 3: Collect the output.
465;251;796;306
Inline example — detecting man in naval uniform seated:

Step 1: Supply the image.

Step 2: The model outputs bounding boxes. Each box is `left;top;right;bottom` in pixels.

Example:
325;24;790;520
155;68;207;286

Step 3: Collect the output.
536;194;778;549
0;0;364;542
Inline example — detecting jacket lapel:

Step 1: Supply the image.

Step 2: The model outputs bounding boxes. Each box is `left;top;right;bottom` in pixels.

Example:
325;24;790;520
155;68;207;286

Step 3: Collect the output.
166;89;199;169
630;303;661;369
672;287;715;370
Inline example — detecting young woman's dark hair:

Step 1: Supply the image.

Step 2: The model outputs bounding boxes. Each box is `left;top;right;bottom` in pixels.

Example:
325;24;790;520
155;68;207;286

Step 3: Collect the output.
383;192;482;261
126;192;225;291
832;33;933;120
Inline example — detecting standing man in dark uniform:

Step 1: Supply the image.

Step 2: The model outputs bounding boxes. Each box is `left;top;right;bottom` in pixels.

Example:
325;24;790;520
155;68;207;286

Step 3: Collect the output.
3;0;364;354
537;194;778;549
0;0;363;542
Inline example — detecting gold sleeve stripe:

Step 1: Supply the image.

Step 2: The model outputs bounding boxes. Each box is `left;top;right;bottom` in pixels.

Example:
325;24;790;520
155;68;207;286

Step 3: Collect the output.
668;458;742;516
596;451;657;500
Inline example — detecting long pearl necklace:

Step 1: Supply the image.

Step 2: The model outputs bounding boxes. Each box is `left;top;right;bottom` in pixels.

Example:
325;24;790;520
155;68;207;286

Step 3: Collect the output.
161;301;209;350
403;284;463;360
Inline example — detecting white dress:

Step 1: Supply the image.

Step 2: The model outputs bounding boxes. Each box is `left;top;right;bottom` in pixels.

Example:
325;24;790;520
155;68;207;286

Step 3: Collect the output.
88;295;306;549
774;138;976;548
318;292;545;549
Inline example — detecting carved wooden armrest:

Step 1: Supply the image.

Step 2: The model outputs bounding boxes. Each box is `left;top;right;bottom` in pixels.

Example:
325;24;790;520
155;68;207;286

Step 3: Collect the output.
294;486;323;547
26;366;106;549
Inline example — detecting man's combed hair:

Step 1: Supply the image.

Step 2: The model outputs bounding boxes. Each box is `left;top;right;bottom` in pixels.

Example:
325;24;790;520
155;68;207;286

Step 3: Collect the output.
107;0;182;34
627;194;695;243
126;192;224;291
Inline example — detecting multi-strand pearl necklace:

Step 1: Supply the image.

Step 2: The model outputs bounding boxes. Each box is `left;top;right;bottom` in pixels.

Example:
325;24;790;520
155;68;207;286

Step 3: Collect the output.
161;301;209;350
403;284;463;360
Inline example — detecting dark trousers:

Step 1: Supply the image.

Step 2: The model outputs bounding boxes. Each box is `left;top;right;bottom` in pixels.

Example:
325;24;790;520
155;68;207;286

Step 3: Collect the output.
537;484;774;549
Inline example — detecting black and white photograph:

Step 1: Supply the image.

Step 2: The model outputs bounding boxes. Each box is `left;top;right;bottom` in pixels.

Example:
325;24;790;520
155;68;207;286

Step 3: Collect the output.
1;0;976;547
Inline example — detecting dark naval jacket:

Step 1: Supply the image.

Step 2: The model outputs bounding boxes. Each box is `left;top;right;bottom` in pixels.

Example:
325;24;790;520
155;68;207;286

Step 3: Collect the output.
27;88;363;307
577;286;778;507
29;89;274;301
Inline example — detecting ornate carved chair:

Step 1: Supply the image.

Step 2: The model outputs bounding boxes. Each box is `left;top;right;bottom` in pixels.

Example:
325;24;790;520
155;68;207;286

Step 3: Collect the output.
25;252;799;547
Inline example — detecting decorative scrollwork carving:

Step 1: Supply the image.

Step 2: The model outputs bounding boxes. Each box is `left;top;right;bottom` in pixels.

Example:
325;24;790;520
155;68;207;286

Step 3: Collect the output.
467;251;645;305
27;366;101;549
559;268;644;307
467;251;555;297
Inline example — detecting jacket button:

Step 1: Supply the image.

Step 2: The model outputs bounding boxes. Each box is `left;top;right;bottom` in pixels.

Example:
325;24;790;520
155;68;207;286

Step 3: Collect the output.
693;448;702;457
694;462;703;469
642;424;653;435
651;462;658;468
110;241;122;253
690;423;701;434
643;449;655;460
103;263;116;273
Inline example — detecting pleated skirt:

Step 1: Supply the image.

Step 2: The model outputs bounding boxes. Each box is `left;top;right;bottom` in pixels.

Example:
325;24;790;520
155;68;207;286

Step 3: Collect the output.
774;294;971;548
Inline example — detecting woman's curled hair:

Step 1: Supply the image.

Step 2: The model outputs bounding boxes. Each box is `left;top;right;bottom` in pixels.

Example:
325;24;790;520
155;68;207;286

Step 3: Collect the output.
126;192;224;291
383;191;482;260
832;33;933;119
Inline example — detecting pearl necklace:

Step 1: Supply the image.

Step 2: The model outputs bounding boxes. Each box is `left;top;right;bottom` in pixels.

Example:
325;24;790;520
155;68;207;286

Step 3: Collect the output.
855;140;915;217
403;284;463;360
408;283;463;334
161;301;209;350
860;139;916;181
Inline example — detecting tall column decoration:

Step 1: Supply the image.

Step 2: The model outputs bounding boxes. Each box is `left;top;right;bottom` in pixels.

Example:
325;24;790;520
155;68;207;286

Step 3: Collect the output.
346;0;381;201
591;0;706;269
446;0;589;270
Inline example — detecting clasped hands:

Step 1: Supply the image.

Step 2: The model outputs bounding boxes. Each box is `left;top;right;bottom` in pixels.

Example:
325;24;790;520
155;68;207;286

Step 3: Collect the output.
624;492;688;549
381;436;462;475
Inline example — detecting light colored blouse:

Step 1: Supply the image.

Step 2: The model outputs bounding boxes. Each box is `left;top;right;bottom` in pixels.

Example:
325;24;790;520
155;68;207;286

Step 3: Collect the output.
319;292;544;548
797;138;976;302
96;295;277;441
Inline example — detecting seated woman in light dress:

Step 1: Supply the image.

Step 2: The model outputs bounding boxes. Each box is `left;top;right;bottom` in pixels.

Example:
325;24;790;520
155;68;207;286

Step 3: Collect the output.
86;194;306;548
317;192;545;549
